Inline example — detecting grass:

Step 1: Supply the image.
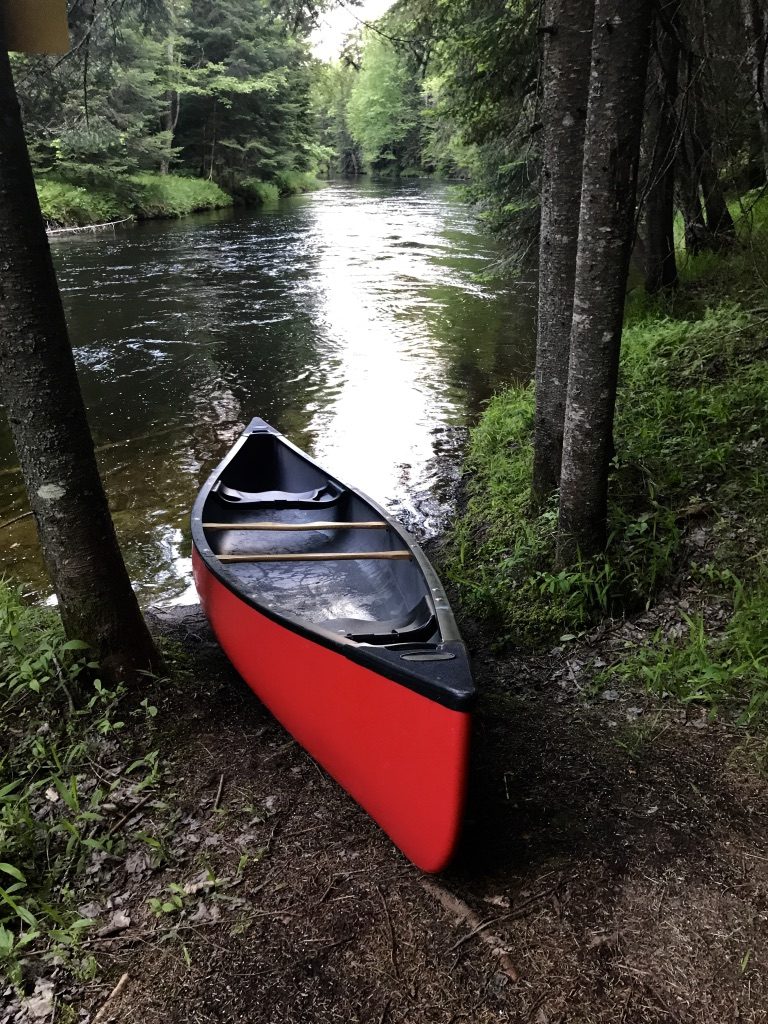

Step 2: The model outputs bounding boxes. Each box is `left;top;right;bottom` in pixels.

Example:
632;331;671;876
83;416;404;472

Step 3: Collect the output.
272;169;322;196
448;194;768;721
239;178;281;206
37;169;321;226
0;582;162;984
36;173;232;228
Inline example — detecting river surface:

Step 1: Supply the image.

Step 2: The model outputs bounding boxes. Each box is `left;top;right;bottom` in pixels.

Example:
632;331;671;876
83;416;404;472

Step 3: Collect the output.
0;180;535;604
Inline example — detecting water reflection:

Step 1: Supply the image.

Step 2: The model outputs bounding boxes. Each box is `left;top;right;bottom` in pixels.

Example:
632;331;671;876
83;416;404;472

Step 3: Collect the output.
0;181;535;603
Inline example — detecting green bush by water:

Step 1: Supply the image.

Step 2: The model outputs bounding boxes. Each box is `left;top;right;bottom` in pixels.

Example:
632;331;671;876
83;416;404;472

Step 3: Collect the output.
273;169;322;196
239;178;281;206
37;173;232;227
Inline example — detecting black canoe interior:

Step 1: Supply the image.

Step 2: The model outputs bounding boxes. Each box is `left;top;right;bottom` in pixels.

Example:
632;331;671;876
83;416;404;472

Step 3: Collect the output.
202;431;441;645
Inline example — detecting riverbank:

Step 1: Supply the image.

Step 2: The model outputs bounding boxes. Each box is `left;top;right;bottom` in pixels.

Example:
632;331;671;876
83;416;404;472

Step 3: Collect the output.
2;596;768;1022
448;196;768;729
35;171;322;229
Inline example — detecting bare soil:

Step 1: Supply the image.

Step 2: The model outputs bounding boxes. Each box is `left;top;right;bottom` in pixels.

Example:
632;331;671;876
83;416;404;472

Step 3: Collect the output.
11;598;768;1024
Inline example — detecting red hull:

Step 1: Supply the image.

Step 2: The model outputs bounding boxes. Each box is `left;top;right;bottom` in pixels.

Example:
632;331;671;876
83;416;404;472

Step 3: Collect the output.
193;549;470;871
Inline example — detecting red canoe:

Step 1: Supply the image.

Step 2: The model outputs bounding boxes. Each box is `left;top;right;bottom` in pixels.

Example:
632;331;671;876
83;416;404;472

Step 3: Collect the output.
191;418;475;871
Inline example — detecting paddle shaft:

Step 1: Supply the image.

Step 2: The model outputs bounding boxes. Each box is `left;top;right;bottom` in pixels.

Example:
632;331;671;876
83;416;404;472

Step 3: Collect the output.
217;551;412;563
203;521;386;531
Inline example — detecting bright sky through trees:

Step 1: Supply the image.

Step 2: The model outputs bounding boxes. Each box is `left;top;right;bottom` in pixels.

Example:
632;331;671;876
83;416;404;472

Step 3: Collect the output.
311;0;395;61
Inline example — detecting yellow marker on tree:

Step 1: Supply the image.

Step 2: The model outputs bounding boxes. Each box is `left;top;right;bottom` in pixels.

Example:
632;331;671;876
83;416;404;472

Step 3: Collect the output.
1;0;69;54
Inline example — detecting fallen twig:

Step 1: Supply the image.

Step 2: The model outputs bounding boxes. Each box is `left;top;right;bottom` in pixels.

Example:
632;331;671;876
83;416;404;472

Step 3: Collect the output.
0;510;33;530
106;791;154;837
421;879;519;981
92;972;130;1023
448;886;557;954
377;884;399;978
212;773;225;811
47;216;134;236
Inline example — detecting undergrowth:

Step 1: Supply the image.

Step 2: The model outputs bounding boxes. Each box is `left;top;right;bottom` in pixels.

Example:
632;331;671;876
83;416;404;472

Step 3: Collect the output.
0;583;161;985
448;196;768;721
36;173;232;227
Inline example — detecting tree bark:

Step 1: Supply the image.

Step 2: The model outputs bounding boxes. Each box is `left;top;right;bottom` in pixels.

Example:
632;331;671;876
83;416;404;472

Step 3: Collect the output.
676;131;711;255
531;0;595;500
557;0;654;564
739;0;768;179
644;9;680;293
688;57;736;247
0;40;162;685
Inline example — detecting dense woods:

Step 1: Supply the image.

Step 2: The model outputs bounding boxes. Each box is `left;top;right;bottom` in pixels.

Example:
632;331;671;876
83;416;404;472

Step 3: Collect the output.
13;0;329;223
3;0;768;1017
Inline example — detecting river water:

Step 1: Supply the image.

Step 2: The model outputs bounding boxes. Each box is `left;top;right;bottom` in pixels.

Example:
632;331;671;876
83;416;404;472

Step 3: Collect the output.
0;180;535;604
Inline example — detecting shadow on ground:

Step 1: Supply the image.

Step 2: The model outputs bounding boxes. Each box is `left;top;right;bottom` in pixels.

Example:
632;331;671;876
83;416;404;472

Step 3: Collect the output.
61;605;768;1024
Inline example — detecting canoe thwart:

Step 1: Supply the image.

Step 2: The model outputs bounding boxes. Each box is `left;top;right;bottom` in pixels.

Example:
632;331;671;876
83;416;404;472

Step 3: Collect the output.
217;551;412;563
203;521;387;531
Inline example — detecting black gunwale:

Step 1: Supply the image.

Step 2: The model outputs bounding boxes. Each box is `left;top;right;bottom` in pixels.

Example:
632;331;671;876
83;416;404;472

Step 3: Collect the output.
191;419;476;712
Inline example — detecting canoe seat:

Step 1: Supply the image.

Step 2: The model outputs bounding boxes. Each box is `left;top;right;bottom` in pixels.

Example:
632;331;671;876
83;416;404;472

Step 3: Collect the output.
213;480;345;510
320;598;436;644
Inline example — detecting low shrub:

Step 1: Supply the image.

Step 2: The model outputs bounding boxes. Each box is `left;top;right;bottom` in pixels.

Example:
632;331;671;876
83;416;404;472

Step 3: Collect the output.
239;178;280;206
129;173;232;218
36;173;232;227
272;169;321;196
36;179;126;227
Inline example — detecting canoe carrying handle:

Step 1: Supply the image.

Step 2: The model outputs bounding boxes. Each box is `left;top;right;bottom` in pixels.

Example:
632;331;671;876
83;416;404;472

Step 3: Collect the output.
203;521;387;531
217;551;412;563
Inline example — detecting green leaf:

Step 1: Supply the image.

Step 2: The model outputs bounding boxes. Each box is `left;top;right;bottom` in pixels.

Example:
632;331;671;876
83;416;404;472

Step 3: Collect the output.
0;864;26;884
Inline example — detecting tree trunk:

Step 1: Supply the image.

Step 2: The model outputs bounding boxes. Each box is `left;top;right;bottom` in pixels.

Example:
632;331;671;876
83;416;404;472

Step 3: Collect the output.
531;0;595;500
676;131;711;255
557;0;654;564
0;40;162;685
644;10;680;294
739;0;768;179
688;58;736;247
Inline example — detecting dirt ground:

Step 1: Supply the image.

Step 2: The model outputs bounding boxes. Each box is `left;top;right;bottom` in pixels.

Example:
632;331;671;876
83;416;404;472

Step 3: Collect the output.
8;590;758;1024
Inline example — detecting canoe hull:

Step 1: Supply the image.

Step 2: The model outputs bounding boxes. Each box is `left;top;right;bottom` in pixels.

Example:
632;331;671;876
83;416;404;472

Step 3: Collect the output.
193;549;470;872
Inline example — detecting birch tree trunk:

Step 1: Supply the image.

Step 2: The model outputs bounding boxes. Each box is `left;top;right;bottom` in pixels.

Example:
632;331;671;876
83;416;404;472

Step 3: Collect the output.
644;10;680;294
0;40;162;685
557;0;653;563
531;0;594;500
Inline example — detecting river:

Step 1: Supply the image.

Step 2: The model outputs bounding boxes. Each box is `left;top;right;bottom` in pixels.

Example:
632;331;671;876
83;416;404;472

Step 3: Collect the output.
0;180;535;604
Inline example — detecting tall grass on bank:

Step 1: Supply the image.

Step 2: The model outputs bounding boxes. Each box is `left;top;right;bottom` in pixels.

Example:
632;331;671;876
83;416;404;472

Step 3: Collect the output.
36;173;232;228
448;203;768;720
36;169;322;228
0;583;160;983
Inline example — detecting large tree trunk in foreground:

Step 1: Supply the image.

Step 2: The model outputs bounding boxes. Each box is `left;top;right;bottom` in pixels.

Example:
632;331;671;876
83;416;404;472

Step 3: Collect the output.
644;9;680;294
557;0;653;564
532;0;595;501
0;41;161;685
740;0;768;180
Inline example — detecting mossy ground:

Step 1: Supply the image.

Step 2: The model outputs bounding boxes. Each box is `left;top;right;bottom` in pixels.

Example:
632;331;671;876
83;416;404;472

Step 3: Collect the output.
446;196;768;724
